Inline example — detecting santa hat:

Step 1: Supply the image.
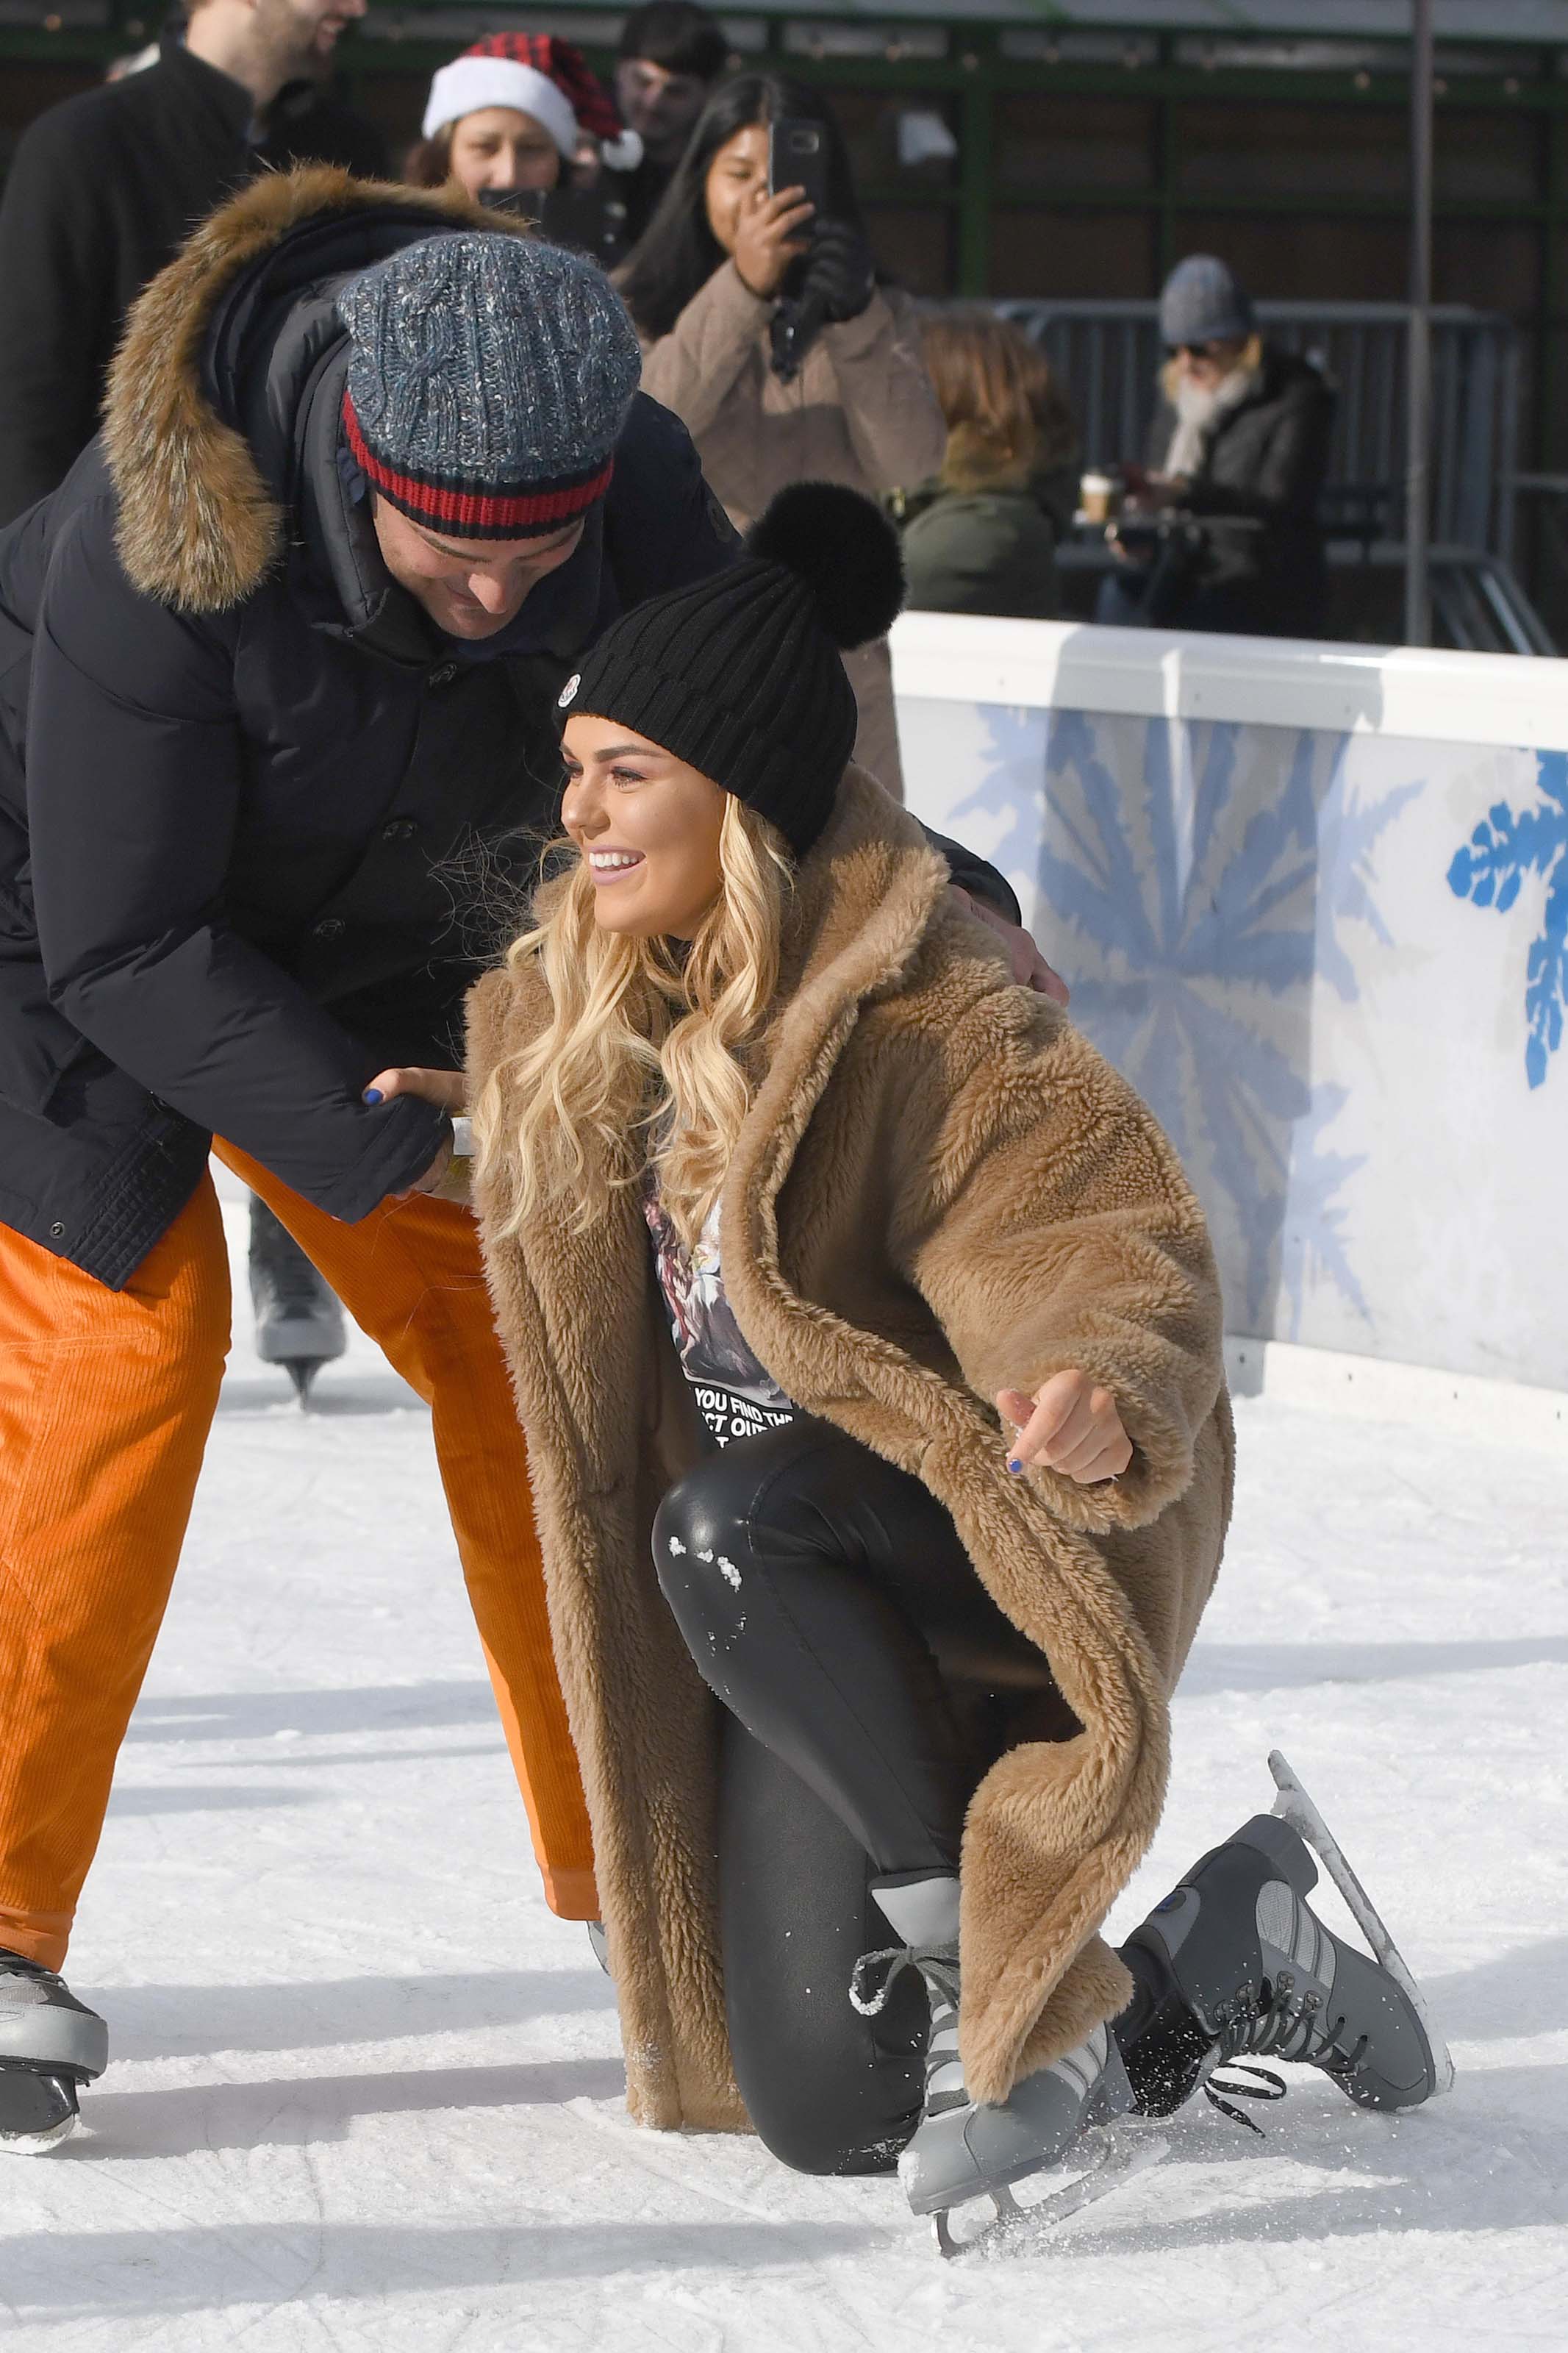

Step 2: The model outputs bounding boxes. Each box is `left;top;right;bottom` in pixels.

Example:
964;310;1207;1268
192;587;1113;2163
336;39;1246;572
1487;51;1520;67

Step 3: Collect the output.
423;35;643;171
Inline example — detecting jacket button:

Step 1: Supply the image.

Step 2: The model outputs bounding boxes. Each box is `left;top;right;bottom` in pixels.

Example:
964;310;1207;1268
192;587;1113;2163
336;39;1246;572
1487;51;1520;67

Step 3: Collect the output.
49;1221;65;1238
382;818;418;842
312;917;346;943
429;662;458;688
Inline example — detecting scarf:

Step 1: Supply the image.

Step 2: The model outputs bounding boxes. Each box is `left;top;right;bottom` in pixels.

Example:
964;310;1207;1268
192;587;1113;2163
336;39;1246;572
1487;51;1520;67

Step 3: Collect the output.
1163;364;1257;482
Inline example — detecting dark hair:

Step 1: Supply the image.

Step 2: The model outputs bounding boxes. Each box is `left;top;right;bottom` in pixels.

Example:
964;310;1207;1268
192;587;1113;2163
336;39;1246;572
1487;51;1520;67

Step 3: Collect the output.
617;1;728;80
617;74;863;340
404;131;452;188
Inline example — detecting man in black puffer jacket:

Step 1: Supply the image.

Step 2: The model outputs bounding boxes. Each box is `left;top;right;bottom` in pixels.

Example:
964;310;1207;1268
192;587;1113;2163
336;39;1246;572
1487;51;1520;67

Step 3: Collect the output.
0;167;1028;2152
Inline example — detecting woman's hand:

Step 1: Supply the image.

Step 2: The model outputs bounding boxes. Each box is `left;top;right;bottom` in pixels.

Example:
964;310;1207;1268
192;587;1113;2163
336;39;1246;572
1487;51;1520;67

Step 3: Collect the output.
950;888;1070;1007
733;185;815;300
364;1067;466;1198
998;1371;1132;1485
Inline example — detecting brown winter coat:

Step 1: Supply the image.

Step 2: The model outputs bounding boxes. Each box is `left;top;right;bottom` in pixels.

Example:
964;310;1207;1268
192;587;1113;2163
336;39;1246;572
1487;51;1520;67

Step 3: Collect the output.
637;262;946;797
468;766;1231;2133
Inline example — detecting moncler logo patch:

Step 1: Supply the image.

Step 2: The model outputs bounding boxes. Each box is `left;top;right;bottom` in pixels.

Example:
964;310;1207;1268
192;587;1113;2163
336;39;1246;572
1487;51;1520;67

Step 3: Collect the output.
558;674;580;709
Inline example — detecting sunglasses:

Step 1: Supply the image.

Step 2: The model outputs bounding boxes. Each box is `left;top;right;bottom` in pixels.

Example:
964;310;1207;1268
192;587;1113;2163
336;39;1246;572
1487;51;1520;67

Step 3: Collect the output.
1167;341;1226;361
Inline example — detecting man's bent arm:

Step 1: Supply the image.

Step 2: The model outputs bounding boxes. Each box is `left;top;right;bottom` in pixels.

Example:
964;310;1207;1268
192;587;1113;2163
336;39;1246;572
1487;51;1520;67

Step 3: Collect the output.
27;510;444;1217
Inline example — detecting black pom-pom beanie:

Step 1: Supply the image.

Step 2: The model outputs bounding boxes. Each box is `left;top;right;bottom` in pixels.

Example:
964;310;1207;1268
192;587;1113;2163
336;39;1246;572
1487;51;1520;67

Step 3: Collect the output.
556;481;905;861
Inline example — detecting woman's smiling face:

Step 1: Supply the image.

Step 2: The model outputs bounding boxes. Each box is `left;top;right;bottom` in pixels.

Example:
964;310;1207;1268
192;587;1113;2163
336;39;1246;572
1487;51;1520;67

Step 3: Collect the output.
560;713;727;939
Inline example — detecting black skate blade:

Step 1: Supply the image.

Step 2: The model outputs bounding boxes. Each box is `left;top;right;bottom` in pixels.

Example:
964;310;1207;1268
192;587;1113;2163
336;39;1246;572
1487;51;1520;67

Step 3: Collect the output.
1269;1749;1455;2096
0;2063;80;2154
931;2126;1167;2258
284;1360;318;1404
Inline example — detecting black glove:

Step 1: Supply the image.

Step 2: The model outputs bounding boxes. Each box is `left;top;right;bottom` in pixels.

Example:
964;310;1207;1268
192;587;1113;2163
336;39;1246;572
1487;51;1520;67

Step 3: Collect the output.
798;219;875;325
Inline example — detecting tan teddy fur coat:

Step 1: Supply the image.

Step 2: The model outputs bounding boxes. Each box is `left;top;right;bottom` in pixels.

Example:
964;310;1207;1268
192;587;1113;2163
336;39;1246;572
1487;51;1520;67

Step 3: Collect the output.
468;765;1232;2133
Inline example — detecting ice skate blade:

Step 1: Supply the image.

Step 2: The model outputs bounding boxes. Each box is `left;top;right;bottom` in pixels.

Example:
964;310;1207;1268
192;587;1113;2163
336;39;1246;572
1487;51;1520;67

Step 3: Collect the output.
929;2128;1167;2258
1269;1749;1455;2097
284;1360;318;1405
1;2109;78;2155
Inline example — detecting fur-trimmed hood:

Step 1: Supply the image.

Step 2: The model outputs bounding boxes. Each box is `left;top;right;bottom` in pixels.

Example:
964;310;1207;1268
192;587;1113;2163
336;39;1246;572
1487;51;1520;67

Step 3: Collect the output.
468;768;1231;2130
101;165;532;613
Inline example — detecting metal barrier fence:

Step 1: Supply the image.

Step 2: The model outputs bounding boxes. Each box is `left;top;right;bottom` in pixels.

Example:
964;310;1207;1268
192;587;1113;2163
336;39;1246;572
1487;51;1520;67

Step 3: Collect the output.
992;301;1520;563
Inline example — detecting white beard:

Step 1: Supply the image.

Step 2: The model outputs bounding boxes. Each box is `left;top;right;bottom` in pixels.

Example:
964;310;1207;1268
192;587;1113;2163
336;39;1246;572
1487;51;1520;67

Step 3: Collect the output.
1163;363;1256;479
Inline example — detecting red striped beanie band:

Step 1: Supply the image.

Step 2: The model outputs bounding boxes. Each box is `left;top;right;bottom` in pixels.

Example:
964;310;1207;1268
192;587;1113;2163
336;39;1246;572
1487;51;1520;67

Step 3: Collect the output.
343;392;614;540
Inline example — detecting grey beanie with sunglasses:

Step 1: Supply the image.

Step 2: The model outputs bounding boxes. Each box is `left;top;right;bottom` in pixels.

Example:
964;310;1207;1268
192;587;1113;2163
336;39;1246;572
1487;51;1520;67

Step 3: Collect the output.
1159;254;1254;351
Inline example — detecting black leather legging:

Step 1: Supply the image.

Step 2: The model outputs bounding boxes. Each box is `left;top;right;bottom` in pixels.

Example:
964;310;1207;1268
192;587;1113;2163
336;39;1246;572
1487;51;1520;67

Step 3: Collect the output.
653;1416;1059;2177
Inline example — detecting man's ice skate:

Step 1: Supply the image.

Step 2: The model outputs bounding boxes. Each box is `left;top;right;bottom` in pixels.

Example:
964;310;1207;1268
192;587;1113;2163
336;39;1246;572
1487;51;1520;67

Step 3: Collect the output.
851;1890;1164;2258
248;1197;346;1402
0;1949;107;2154
1116;1753;1451;2134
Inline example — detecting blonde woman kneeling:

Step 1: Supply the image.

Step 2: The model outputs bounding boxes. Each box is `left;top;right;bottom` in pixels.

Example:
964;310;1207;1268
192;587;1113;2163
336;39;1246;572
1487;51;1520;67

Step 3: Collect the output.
376;486;1439;2240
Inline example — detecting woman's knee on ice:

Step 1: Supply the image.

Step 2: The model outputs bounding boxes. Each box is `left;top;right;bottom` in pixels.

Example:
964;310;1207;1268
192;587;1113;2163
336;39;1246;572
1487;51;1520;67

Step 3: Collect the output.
739;2021;923;2178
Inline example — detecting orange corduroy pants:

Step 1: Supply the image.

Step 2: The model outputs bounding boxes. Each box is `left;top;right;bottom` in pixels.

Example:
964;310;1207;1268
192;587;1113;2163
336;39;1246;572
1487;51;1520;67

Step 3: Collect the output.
0;1142;596;1972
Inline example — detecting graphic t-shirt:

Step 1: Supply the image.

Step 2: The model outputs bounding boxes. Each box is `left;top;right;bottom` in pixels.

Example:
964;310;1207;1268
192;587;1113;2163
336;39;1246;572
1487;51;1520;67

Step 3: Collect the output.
643;1179;798;1446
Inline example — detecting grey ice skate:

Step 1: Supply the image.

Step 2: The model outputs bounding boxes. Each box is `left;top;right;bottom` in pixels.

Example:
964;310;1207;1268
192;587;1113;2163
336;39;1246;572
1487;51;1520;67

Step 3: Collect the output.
1117;1754;1450;2130
851;1880;1161;2257
248;1196;346;1402
0;1949;108;2153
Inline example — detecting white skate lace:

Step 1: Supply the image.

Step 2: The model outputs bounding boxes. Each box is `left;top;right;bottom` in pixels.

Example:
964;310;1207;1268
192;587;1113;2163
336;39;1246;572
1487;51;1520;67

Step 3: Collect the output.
849;1941;966;2118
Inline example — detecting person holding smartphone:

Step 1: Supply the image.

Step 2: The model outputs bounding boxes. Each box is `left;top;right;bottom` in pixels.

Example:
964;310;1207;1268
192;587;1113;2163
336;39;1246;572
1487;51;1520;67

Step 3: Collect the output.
617;75;945;797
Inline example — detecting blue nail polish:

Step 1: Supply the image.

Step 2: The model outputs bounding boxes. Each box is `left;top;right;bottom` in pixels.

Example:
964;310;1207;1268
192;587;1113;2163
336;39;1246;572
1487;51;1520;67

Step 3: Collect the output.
362;1087;383;1104
1007;1457;1024;1475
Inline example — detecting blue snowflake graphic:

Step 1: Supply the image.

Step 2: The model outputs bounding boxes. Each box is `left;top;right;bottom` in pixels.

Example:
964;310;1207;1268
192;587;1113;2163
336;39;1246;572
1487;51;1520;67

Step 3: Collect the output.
1446;749;1568;1088
949;707;1417;1331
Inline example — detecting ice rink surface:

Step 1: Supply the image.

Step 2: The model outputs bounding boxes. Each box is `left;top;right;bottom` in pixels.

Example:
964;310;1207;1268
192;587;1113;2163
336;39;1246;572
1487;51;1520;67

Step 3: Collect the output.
3;1196;1564;2351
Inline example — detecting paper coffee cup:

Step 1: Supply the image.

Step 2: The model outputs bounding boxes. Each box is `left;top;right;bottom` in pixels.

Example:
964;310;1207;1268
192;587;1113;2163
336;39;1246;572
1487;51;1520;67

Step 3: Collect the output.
1080;470;1118;524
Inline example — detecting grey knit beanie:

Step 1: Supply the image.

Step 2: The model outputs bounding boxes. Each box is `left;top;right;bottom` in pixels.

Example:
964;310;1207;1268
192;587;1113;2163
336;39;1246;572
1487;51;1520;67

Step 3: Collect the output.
1159;254;1254;350
336;232;642;539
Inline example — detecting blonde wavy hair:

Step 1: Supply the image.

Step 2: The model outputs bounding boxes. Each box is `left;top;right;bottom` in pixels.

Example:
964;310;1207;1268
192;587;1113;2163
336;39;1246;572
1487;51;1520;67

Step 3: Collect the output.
473;796;793;1250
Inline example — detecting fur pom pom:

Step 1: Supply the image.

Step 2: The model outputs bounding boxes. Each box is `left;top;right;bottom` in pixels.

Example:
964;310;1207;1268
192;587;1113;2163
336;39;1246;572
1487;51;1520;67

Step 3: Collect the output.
746;480;905;650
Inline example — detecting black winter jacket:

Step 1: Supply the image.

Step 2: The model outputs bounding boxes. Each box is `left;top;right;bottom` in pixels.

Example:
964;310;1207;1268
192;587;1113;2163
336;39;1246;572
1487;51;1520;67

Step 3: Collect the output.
0;42;387;524
0;171;745;1283
1146;346;1334;636
0;170;1010;1288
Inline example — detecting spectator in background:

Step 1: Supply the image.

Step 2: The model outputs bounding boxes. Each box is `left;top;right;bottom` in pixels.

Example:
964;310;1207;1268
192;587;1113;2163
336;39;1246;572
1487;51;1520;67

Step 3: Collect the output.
1097;254;1335;640
896;308;1077;621
0;0;386;525
612;1;729;245
620;75;945;795
405;34;642;205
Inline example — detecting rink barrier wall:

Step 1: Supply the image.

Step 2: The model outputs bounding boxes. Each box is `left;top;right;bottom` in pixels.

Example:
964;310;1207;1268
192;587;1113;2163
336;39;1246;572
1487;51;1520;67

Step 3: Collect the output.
1223;1338;1566;1455
892;614;1568;1396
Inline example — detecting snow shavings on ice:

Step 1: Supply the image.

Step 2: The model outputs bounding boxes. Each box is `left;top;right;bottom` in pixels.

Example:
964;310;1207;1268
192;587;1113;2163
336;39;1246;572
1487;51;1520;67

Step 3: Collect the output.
4;1187;1564;2349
